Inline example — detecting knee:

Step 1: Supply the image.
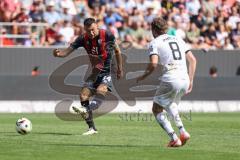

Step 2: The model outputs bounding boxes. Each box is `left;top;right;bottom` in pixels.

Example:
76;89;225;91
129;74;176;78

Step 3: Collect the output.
96;85;108;96
152;106;159;116
152;103;163;116
80;88;91;101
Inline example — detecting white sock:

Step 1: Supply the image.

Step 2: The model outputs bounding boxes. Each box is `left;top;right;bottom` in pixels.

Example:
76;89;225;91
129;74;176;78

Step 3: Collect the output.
166;103;186;134
179;126;186;134
156;112;178;141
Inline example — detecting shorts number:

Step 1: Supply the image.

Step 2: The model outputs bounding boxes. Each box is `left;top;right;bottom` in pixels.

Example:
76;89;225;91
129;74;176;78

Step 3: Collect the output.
169;42;182;60
103;75;111;83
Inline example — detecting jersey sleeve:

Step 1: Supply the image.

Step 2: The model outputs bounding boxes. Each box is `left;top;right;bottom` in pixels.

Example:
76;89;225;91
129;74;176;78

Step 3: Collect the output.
106;31;116;43
179;37;191;54
148;40;158;56
105;31;117;51
70;35;84;50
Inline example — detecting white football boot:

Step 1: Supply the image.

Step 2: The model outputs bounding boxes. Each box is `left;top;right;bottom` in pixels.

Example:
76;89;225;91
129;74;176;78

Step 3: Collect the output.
72;105;88;119
82;128;98;136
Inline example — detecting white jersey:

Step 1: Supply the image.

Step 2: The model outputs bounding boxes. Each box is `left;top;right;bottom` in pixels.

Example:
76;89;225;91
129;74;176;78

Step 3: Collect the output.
148;34;190;82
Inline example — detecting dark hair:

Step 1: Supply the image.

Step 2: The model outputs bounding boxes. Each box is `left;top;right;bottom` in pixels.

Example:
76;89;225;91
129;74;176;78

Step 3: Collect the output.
236;66;240;76
209;66;217;75
151;17;168;35
84;18;96;27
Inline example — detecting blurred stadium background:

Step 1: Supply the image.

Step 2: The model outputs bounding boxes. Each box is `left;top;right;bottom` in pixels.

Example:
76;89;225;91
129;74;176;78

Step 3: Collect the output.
0;0;240;49
1;1;240;160
0;0;240;113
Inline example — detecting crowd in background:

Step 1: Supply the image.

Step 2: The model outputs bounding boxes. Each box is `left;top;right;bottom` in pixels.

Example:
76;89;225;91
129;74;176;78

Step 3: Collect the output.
0;0;240;50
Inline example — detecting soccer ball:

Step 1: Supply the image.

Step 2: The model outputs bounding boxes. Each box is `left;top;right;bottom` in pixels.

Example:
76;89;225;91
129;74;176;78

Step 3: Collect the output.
16;117;32;135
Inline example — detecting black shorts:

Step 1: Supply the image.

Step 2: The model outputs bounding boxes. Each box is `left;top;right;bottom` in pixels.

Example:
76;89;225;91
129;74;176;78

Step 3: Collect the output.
85;73;112;92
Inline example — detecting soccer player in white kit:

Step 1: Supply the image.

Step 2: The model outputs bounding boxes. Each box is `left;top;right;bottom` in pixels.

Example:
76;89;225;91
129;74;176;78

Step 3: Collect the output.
137;17;197;147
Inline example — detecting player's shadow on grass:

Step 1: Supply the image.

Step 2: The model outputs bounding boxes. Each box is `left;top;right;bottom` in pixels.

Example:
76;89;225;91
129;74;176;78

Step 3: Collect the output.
0;131;16;134
2;132;73;136
34;132;73;136
0;131;18;136
49;143;159;148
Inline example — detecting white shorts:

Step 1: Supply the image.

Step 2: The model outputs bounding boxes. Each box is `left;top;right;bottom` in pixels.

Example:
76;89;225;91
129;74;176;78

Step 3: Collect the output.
153;79;189;108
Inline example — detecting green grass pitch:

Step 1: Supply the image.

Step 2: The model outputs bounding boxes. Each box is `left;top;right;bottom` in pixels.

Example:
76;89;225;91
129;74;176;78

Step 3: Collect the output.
0;113;240;160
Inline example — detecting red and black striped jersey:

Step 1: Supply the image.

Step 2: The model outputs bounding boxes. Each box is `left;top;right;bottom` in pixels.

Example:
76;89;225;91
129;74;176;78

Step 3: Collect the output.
70;29;116;74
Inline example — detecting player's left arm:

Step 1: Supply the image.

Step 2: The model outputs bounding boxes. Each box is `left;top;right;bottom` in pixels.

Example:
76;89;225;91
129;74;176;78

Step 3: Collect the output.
186;50;197;94
107;31;123;79
114;43;123;79
136;54;158;83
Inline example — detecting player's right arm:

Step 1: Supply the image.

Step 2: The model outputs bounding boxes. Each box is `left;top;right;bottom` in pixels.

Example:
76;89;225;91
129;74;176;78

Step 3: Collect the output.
136;54;158;83
53;47;75;58
53;35;84;58
186;50;197;94
136;40;159;83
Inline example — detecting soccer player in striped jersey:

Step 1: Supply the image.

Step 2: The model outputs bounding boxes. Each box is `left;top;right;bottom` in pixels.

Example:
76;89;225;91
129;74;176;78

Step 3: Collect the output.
53;18;123;135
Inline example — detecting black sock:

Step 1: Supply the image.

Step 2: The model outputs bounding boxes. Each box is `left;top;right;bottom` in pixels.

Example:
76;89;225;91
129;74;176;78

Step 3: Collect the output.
85;110;97;130
81;100;97;130
81;101;89;108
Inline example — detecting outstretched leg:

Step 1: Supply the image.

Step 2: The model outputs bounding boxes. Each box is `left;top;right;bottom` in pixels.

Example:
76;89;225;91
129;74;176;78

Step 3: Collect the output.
166;103;190;145
87;84;108;111
152;103;182;147
76;84;107;135
79;87;98;133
